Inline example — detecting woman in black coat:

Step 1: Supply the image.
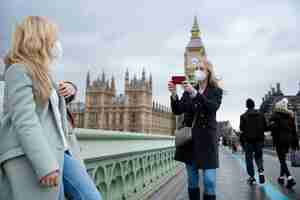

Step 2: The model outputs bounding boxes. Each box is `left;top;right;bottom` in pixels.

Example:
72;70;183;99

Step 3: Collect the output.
168;60;222;200
269;98;299;189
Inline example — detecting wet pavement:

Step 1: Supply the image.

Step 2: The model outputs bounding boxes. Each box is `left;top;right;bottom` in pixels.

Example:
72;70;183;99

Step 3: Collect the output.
149;146;300;200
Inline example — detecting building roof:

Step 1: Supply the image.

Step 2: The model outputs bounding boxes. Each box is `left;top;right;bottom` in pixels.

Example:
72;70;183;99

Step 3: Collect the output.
186;16;204;49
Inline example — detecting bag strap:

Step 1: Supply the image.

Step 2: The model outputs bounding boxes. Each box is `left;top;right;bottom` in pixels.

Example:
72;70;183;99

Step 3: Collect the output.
67;107;75;128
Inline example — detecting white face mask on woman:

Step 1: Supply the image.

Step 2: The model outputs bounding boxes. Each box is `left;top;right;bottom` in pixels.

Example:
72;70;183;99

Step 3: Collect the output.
194;69;207;82
51;40;63;60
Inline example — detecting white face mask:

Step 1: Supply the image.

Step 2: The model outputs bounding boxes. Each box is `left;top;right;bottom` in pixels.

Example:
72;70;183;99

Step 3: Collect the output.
51;40;63;60
194;69;207;82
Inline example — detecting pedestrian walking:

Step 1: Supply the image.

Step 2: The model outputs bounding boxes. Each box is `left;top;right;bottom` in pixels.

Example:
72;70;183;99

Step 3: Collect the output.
269;98;299;189
240;98;268;185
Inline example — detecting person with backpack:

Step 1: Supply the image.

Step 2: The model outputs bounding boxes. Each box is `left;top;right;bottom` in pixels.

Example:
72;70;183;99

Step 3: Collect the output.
240;98;268;185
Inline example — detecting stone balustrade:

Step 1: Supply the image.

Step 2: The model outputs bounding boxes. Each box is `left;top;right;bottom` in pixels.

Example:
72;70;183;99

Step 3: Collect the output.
75;129;180;200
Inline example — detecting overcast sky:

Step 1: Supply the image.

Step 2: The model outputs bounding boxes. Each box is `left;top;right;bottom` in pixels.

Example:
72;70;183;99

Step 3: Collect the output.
1;0;299;129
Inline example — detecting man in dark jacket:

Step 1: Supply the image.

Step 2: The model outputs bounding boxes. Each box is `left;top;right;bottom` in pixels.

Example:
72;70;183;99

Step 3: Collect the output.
240;99;268;185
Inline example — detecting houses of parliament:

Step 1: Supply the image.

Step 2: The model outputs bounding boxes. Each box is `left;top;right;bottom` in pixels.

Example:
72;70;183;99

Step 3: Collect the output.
70;17;206;135
70;68;176;135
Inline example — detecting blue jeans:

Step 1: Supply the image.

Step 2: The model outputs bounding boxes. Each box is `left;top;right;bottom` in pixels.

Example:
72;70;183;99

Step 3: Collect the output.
59;152;102;200
244;142;264;178
186;161;216;195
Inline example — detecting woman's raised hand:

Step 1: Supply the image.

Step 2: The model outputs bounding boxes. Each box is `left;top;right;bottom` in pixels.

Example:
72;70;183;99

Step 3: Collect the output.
168;81;176;95
59;81;76;98
183;82;194;93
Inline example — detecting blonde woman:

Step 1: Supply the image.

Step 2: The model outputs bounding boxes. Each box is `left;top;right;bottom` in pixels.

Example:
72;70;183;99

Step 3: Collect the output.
168;60;223;200
0;16;102;200
269;98;299;189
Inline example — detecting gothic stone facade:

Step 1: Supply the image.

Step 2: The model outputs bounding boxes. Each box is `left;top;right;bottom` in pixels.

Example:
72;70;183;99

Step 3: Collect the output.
70;70;176;135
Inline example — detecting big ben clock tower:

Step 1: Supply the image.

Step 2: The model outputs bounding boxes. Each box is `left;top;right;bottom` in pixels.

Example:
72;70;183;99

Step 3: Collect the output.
184;16;206;81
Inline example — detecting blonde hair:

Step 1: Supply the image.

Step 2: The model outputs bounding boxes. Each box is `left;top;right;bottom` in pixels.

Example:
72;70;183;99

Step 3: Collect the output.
6;16;57;105
274;98;294;117
202;60;222;89
275;98;288;111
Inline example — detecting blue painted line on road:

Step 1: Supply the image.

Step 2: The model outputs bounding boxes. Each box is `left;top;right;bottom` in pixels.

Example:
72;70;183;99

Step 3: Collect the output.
231;152;289;200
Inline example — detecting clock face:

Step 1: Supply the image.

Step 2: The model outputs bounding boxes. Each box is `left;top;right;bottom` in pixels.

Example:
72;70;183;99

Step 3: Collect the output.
191;57;199;65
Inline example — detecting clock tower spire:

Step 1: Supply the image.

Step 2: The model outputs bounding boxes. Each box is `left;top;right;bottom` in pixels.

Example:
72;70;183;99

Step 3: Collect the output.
191;16;200;39
184;16;206;81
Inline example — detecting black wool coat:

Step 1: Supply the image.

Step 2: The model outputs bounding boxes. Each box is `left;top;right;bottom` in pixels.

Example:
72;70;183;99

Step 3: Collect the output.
269;109;299;150
239;109;268;143
171;85;223;169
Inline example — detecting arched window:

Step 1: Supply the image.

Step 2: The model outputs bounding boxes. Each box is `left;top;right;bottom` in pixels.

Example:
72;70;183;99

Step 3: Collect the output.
113;113;116;126
88;112;97;127
132;113;136;124
90;95;97;105
105;112;109;128
120;113;123;125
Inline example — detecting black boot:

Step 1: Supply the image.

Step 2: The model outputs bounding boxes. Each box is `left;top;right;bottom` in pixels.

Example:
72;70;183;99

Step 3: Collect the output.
203;194;216;200
277;177;285;185
188;188;200;200
286;178;296;189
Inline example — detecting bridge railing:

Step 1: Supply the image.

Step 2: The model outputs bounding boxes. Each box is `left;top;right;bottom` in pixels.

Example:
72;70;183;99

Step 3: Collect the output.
75;128;181;200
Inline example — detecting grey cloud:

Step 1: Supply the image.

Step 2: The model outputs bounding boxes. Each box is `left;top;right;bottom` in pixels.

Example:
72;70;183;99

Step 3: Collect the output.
1;0;300;129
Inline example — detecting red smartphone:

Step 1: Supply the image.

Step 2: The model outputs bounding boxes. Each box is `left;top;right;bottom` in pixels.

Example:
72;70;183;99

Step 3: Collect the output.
171;75;186;85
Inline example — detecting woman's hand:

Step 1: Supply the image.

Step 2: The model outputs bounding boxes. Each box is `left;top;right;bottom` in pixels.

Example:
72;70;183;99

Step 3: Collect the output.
40;170;59;187
183;83;195;93
168;81;176;96
59;81;76;98
183;83;197;98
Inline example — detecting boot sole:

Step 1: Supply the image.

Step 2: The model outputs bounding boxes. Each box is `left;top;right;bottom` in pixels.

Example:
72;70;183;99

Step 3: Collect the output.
286;182;296;189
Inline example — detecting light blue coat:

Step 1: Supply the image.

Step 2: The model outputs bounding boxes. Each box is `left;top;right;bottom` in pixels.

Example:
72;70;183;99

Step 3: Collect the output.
0;63;69;199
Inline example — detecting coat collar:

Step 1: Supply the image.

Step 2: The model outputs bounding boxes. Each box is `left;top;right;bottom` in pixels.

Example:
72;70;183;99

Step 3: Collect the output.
49;75;59;93
273;107;294;117
195;84;213;96
48;76;69;135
